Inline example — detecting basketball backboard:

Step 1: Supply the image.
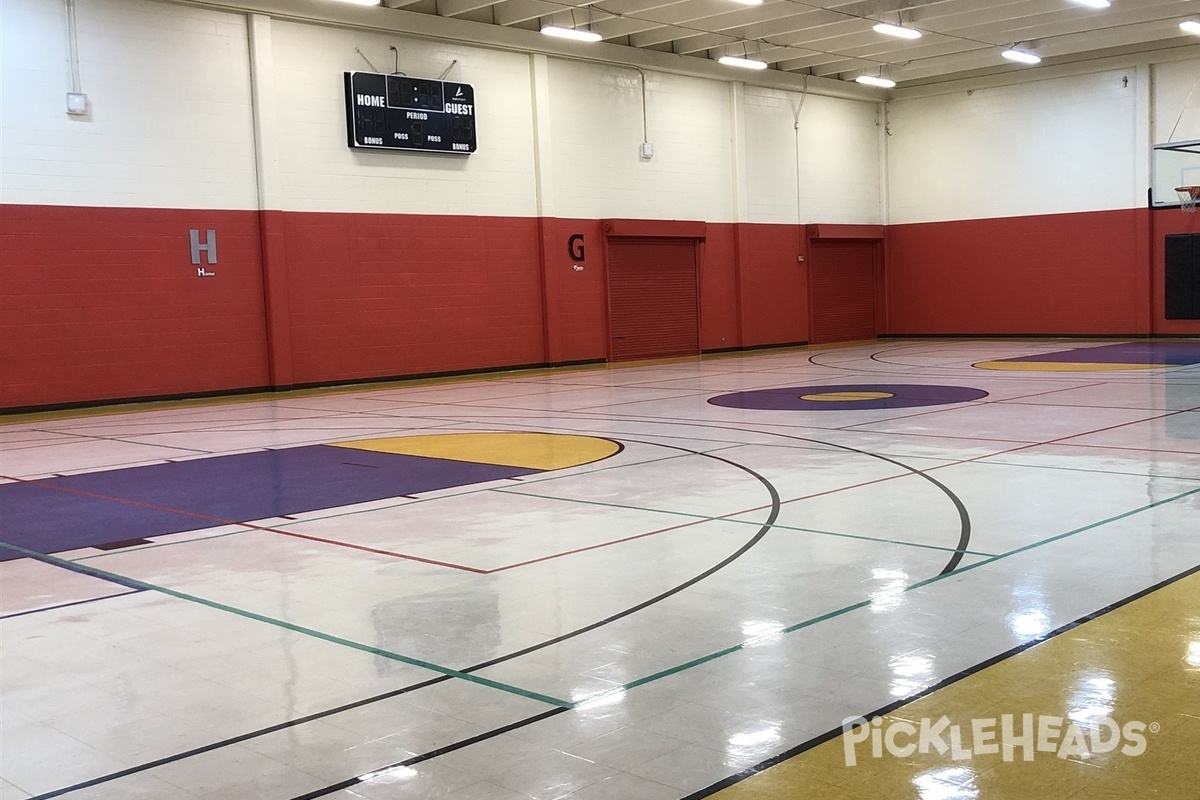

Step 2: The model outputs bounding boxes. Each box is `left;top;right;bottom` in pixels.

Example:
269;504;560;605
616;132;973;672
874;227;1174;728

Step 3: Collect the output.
1151;139;1200;207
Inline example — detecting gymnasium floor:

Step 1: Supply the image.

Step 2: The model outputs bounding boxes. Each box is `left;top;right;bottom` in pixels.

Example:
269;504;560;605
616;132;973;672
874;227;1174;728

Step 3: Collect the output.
2;338;1198;800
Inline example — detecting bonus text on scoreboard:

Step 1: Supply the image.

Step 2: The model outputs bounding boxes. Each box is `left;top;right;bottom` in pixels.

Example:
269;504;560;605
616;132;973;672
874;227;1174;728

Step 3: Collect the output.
344;71;477;155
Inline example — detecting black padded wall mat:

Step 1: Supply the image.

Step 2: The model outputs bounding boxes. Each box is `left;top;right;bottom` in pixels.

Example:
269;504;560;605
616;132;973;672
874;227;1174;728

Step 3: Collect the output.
1165;233;1200;320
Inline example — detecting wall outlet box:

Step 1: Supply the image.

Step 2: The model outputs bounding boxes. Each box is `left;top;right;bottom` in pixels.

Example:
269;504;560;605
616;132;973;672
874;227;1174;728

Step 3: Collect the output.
66;92;88;115
640;142;654;159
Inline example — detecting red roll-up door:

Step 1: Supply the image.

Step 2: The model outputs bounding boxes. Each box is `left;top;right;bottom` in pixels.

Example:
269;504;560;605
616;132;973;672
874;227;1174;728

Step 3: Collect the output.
810;241;876;344
607;238;700;361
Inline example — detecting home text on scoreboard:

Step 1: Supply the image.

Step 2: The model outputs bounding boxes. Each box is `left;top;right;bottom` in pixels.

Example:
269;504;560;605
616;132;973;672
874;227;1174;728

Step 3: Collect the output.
344;71;477;155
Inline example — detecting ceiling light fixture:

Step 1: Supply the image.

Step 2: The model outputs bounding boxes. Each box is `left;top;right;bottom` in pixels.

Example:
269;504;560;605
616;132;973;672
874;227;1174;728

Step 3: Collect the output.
1070;0;1110;7
1001;48;1041;64
331;0;382;5
1181;20;1200;36
873;22;922;40
540;25;602;42
856;74;896;88
718;55;768;69
729;0;764;5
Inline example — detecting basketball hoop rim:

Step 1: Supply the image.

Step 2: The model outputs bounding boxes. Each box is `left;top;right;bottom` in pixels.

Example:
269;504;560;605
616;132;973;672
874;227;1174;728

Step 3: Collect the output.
1175;186;1200;199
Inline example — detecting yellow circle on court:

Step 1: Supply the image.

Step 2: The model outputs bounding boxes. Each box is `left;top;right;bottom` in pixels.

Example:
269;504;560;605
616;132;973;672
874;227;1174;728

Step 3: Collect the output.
799;391;896;402
329;432;621;471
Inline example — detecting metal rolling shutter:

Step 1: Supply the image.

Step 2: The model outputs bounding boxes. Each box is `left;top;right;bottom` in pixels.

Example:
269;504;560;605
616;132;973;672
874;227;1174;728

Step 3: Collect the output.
608;238;700;361
810;241;877;344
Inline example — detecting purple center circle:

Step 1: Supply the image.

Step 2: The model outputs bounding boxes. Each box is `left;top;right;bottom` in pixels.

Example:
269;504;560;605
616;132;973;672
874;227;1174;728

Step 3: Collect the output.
708;384;989;411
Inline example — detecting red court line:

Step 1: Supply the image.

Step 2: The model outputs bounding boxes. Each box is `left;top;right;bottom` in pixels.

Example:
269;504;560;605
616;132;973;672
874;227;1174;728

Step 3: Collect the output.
1;470;779;576
481;516;718;573
0;474;488;574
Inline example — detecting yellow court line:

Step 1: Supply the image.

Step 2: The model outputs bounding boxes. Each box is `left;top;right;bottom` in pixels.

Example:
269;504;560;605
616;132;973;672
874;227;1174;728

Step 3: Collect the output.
709;569;1200;799
0;344;821;425
6;338;1192;425
0;365;602;426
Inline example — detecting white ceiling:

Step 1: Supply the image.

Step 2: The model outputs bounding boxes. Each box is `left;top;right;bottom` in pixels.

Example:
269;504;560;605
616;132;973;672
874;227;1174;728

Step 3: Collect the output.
375;0;1200;87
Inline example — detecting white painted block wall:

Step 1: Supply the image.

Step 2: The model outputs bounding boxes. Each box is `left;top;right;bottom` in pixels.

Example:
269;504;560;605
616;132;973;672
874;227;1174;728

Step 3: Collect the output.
268;20;539;217
1;0;258;209
742;87;883;225
887;70;1139;224
1;0;880;223
546;60;736;222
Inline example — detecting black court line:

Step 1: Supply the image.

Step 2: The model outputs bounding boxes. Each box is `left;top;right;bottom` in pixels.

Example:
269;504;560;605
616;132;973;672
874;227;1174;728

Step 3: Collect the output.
678;559;1200;800
402;413;975;574
24;439;781;799
0;589;144;620
831;382;1110;433
810;344;1131;383
12;346;1167;795
620;419;975;576
287;707;571;800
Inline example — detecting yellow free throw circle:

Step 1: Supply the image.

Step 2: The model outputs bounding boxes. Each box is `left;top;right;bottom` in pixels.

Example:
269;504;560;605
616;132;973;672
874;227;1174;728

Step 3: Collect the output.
798;391;896;402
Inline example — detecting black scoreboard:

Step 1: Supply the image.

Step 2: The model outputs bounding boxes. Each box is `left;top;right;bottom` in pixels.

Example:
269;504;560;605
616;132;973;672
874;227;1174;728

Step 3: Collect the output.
344;71;476;155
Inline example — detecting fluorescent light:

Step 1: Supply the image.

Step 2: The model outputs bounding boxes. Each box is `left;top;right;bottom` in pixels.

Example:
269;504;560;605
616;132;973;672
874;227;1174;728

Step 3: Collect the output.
872;22;921;39
855;74;896;88
729;0;764;5
540;26;602;42
331;0;382;5
1070;0;1109;7
718;55;768;70
1181;20;1200;36
1001;48;1041;64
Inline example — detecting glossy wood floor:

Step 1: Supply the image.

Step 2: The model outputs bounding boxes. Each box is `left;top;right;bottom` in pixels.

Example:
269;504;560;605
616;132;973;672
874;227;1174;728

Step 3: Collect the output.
2;339;1198;800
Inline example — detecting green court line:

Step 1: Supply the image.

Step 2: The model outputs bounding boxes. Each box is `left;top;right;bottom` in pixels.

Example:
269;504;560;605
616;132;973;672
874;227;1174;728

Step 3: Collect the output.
496;487;996;558
0;540;571;709
64;449;715;563
720;515;993;554
967;456;1200;484
590;484;1200;704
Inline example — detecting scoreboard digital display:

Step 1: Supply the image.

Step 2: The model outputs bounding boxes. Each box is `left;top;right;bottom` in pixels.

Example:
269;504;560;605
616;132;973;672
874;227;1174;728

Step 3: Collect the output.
344;71;476;155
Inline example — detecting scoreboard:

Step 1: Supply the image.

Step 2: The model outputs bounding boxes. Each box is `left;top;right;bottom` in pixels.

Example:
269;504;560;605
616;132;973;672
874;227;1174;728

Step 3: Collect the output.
344;71;477;155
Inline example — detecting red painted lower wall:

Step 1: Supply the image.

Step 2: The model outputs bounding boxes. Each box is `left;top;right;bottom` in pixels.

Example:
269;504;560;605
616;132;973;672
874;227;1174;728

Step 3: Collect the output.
540;218;610;364
885;210;1152;335
0;205;270;409
275;212;546;385
739;223;808;347
3;203;1196;411
699;223;743;352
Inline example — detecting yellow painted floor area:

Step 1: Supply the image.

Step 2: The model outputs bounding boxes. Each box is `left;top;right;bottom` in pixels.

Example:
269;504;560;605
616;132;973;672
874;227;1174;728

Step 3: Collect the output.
330;432;622;471
711;570;1200;800
799;392;896;402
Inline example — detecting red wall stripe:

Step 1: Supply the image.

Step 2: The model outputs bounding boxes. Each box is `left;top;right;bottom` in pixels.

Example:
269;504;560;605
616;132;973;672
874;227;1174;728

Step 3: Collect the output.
885;210;1151;335
3;204;1196;411
739;223;808;347
0;205;270;409
275;211;546;385
698;223;740;352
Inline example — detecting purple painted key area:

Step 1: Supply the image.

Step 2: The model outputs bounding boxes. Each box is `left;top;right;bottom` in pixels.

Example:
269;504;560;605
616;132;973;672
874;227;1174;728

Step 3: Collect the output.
708;384;989;411
0;446;537;560
1002;341;1200;365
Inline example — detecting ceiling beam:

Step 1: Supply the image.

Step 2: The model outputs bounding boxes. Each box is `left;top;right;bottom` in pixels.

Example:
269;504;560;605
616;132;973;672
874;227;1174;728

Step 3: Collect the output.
435;0;504;17
172;0;884;99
